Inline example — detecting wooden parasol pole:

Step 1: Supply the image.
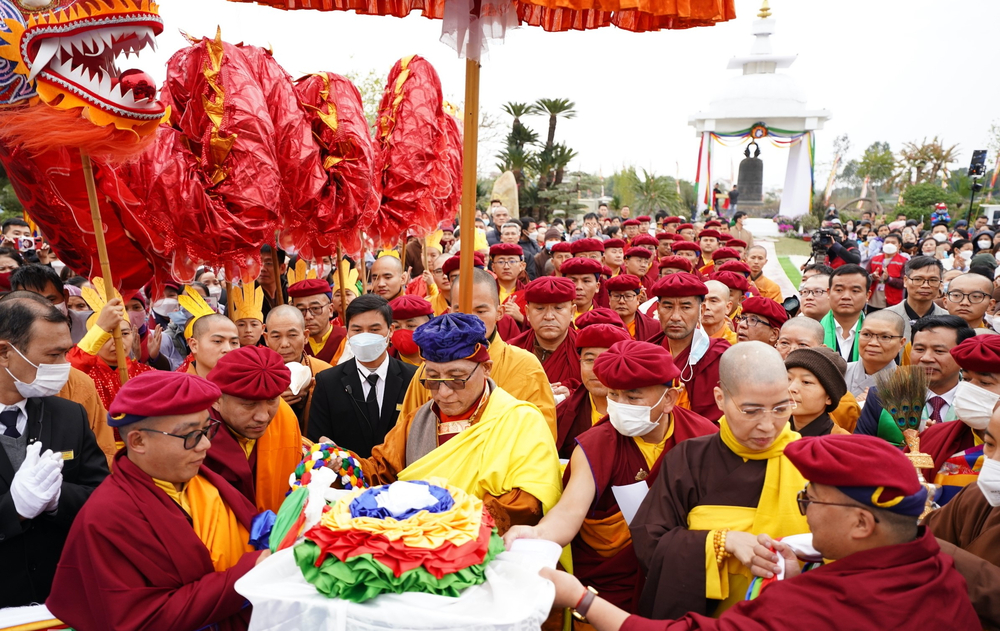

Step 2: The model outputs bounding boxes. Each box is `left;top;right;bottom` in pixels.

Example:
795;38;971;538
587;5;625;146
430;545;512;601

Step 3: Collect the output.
80;152;129;385
335;243;349;325
225;280;235;317
271;239;285;305
359;236;368;293
458;59;480;313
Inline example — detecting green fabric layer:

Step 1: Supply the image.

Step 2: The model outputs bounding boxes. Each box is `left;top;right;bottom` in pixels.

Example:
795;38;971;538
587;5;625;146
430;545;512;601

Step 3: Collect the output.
294;531;505;603
877;407;905;448
269;487;310;553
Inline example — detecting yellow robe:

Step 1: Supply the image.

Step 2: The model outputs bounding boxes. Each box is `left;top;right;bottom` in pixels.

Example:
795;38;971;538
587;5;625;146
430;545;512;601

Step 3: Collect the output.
399;336;559;440
751;274;784;303
254;399;303;514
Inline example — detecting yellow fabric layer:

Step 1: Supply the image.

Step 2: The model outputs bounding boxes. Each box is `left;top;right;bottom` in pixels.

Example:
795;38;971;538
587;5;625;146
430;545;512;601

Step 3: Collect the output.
499;284;514;304
153;478;191;515
320;478;482;549
309;325;334;356
689;507;755;614
431;291;450;316
632;414;674;470
579;511;632;559
399;386;563;515
626;318;636;338
187;475;253;572
254;399;303;514
232;429;256;460
709;325;737;345
77;326;111;355
588;393;604;426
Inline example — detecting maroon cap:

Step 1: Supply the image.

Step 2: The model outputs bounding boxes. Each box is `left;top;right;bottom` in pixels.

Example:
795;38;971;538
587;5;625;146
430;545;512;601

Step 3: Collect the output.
651;272;708;298
601;264;613;277
951;335;1000;373
524;277;577;304
622;219;641;227
698;229;722;240
551;242;574;254
740;296;789;327
727;239;747;249
655;232;675;242
717;260;752;276
560;257;604;277
658;256;694;272
108;372;221;427
571;238;605;254
624;247;653;259
490;243;523;258
576;308;625;329
208;345;292;401
711;247;741;262
677;223;694;231
442;251;486;277
704;220;723;228
605;274;643;293
718;233;734;242
710;270;750;292
631;234;658;248
670;241;701;252
577;323;631;350
603;238;626;250
594;339;680;389
287;279;332;298
390;295;434;320
637;215;652;222
664;217;683;225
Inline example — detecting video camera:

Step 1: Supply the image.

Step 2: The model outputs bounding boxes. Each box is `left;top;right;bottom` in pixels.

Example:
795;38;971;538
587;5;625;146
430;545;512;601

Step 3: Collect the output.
810;228;838;256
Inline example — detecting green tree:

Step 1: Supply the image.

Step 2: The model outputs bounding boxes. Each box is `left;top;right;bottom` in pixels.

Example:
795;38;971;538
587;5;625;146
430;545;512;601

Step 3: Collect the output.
344;68;386;129
533;98;576;150
894;181;963;222
856;141;895;197
501;102;540;135
891;137;959;192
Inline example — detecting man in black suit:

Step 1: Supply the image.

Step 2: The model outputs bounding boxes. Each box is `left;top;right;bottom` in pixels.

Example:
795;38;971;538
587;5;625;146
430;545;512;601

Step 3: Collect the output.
0;294;109;606
308;294;417;457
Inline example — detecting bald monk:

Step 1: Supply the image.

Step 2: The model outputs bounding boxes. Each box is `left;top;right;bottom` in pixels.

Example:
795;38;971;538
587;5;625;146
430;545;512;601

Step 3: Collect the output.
48;371;269;630
182;313;240;378
427;253;454;316
509;277;583;393
370;254;408;302
265;305;332;433
701;280;736;345
542;435;979;631
399;268;558;439
606;274;659;341
204;346;303;514
345;313;562;533
631;342;808;619
508;339;716;613
289;278;348;365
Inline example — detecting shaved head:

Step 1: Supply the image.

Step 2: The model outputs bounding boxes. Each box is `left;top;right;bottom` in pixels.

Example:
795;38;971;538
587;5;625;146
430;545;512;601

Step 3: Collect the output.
451;268;500;306
863;309;905;336
192;313;233;340
704;280;730;302
266;304;306;330
780;317;825;346
372;255;403;274
719;341;788;396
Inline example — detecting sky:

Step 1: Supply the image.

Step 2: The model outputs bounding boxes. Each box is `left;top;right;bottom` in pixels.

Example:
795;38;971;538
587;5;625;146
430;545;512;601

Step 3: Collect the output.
143;0;1000;191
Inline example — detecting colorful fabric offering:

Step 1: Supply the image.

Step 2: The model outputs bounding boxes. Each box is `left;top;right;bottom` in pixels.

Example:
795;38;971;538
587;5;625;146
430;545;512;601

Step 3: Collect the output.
290;442;366;490
294;480;503;603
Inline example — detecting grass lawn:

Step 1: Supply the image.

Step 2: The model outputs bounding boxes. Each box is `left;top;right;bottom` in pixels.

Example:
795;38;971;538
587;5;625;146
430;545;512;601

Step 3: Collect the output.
774;237;812;288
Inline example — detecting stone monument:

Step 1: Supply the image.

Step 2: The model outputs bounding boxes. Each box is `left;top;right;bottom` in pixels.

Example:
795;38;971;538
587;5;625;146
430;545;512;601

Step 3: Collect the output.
736;141;765;212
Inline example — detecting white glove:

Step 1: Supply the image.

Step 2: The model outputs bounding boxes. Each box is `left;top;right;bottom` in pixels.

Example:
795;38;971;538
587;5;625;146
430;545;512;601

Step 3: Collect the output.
38;448;64;514
10;443;63;519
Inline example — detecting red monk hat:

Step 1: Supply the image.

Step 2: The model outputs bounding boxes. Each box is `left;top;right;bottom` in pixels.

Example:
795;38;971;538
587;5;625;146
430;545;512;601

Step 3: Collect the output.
390;295;435;321
577;323;631;351
698;229;722;240
711;247;741;262
622;219;641;227
605;274;643;293
560;257;604;277
603;238;626;250
950;335;1000;373
442;251;486;277
677;223;694;232
524;277;576;304
659;256;694;273
711;270;750;293
784;434;928;517
624;247;653;260
551;242;574;254
208;345;291;401
704;220;723;228
718;233;733;242
727;239;748;249
664;217;683;225
571;238;605;255
717;260;752;277
108;371;222;428
740;296;789;327
594;339;680;389
670;241;701;253
601;264;614;277
656;232;676;242
287;278;332;298
575;307;625;329
637;215;652;223
631;234;658;248
651;272;708;299
489;243;523;258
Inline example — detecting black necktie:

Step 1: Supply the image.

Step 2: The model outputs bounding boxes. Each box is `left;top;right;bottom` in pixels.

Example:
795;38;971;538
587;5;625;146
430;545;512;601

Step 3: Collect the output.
1;409;20;438
366;373;380;428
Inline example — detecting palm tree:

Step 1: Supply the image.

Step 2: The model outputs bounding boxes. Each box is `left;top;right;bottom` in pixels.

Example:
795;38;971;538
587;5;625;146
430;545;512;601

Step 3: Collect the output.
534;98;576;150
629;169;681;214
550;144;578;186
501;102;539;135
496;144;532;189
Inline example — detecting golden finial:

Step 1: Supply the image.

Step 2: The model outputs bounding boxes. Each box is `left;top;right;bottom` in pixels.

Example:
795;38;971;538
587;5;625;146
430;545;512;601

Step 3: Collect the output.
758;0;772;18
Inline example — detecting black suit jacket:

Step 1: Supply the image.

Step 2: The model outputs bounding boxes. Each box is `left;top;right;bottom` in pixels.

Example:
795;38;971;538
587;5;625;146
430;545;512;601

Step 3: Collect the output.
0;396;110;607
307;357;417;458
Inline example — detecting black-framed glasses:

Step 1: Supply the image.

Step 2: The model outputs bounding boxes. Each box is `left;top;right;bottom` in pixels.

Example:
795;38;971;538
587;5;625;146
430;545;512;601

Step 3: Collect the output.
796;488;879;522
799;289;828;297
906;276;941;287
493;259;521;268
139;419;221;450
419;364;481;391
609;292;639;302
858;332;903;343
734;315;769;328
297;304;332;317
947;290;988;304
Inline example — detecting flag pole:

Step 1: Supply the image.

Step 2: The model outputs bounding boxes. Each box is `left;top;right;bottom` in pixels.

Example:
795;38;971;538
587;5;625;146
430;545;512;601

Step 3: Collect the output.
336;243;349;325
458;58;480;313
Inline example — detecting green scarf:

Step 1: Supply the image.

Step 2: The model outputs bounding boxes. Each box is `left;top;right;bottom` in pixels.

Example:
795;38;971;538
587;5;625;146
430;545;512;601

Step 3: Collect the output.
820;310;864;362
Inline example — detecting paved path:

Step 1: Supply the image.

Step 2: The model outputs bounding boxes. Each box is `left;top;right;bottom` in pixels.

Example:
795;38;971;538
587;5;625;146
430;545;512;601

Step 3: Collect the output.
757;239;798;299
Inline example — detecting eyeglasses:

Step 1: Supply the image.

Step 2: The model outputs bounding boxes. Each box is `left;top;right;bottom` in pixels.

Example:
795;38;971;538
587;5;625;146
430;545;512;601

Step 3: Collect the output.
858;332;903;343
947;290;988;304
906;276;941;287
734;315;770;328
138;419;221;450
493;259;521;267
720;384;793;421
419;364;481;391
297;304;331;317
609;292;639;302
799;289;828;297
796;487;879;522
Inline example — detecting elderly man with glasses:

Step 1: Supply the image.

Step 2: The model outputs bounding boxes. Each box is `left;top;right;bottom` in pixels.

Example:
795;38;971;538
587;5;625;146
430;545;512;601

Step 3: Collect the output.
735;296;789;346
49;371;271;630
605;274;659;340
288;278;347;365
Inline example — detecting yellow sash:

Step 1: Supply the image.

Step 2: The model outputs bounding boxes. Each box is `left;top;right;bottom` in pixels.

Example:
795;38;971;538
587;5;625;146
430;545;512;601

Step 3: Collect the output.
254;399;303;514
687;418;809;613
187;475;253;572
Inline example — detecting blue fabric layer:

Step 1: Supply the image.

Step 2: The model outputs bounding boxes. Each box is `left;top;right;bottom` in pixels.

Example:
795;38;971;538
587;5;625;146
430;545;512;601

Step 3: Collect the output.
349;481;454;520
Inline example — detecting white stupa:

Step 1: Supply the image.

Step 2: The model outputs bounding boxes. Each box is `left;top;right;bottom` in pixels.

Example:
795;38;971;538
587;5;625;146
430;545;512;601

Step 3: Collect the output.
689;1;831;217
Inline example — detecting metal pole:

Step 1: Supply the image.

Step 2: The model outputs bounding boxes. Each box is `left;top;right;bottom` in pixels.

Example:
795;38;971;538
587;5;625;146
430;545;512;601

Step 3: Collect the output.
458;58;480;313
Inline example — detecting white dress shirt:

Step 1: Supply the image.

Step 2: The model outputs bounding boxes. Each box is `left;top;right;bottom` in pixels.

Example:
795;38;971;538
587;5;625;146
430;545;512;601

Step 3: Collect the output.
357;355;390;412
0;398;28;436
834;316;860;361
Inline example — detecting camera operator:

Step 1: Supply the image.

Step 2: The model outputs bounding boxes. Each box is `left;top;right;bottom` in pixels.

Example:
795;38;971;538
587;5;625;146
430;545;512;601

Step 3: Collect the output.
815;222;860;269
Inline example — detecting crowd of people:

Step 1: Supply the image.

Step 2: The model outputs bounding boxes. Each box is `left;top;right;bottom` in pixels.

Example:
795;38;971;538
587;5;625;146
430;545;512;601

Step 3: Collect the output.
1;202;1000;631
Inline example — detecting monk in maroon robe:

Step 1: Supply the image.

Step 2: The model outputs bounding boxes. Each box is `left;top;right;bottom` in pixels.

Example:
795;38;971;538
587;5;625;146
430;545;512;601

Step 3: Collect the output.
509;276;582;392
289;278;348;364
49;372;267;631
606;274;660;341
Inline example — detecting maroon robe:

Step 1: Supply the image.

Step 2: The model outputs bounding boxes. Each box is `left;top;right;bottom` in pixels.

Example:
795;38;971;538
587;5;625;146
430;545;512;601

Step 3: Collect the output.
917;419;977;482
307;324;347;364
646;332;729;422
48;452;262;631
621;529;980;631
204;420;259;509
569;410;718;612
642;267;659;293
508;327;582;391
555;385;596;459
629;309;661;342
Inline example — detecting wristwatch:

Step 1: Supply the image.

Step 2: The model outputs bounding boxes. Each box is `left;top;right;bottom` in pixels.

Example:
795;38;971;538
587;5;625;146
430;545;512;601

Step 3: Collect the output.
572;586;599;622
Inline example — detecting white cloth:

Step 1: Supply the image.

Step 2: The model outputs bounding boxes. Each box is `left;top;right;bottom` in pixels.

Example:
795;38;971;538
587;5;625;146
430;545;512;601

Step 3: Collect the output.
237;547;555;631
374;481;438;517
357;356;389;412
844;361;896;400
1;398;28;436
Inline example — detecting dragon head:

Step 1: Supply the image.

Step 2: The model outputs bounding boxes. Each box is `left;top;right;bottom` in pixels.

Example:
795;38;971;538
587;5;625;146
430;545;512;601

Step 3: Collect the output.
0;0;165;137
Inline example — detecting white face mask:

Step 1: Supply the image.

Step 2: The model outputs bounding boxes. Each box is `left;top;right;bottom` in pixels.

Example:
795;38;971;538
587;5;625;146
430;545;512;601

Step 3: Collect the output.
952;381;1000;430
960;250;974;261
54;302;68;316
977;458;1000;507
208;285;223;298
933;233;948;243
316;263;332;279
152;298;180;317
5;343;71;398
607;388;667;437
527;231;539;242
882;243;898;255
978;240;993;250
349;332;389;363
